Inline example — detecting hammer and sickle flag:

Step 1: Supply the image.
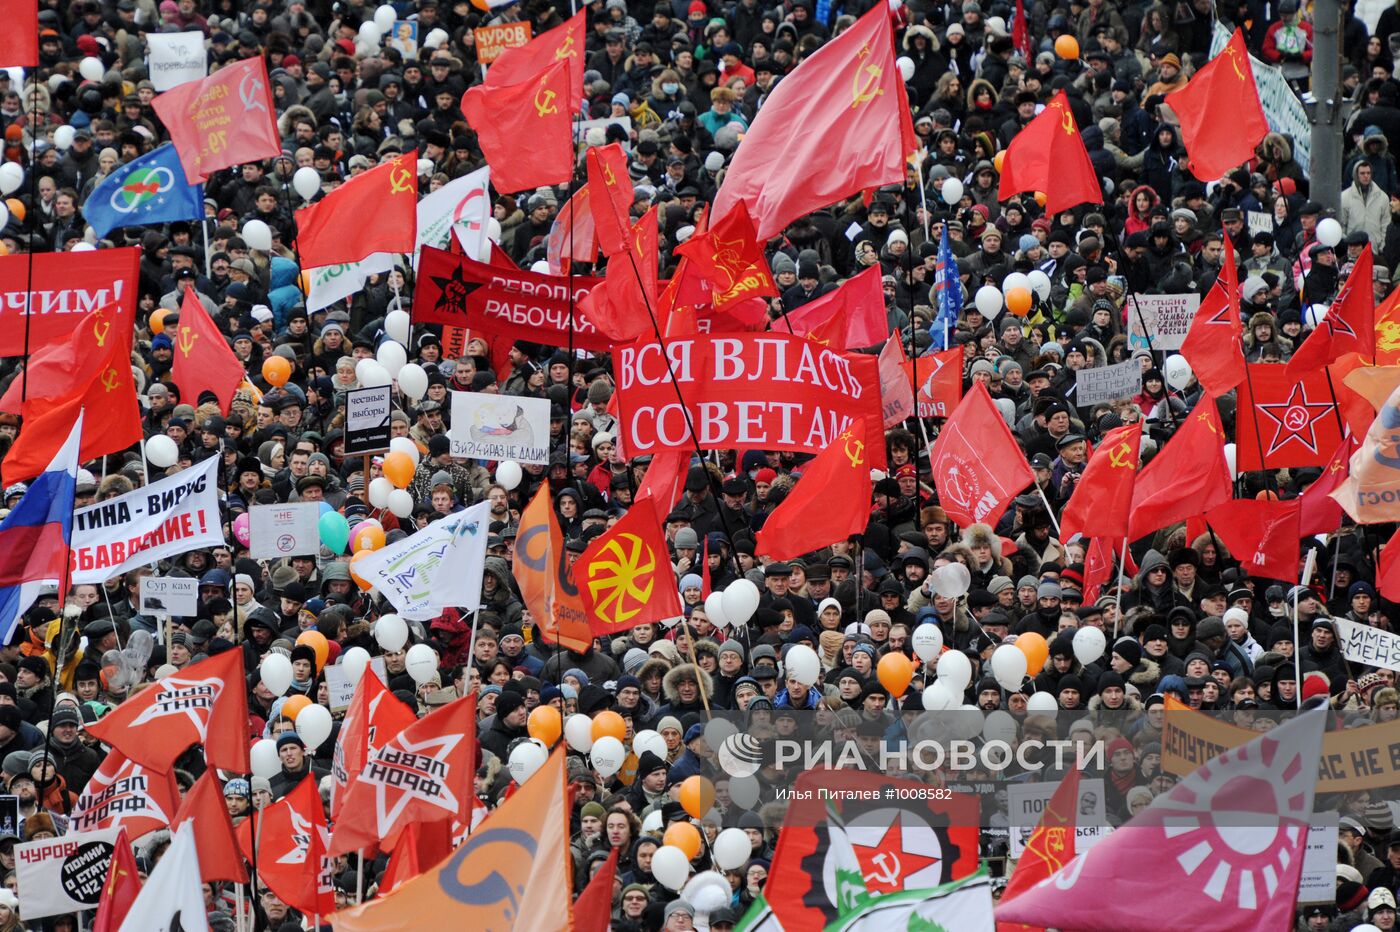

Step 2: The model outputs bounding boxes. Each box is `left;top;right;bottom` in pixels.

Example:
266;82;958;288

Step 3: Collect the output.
461;59;573;195
1166;29;1270;182
756;417;876;561
997;90;1102;216
294;150;419;269
169;289;246;415
485;9;585;111
577;494;682;638
1059;422;1142;540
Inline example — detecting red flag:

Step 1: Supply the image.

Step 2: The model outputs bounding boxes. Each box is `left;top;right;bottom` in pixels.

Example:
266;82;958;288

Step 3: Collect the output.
779;266;887;349
710;5;916;240
905;347;964;418
997;767;1081;932
998;91;1102;216
377;819;456;895
1081;536;1129;604
577;494;683;637
92;828;140;932
1375;286;1400;365
878;332;915;427
1166;29;1270;181
0;304;128;413
171;769;248;883
84;648;250;774
237;776;333;917
756;419;874;560
330;668;417;819
1060;422;1142;540
1180;235;1246;397
928;382;1035;528
1010;0;1034;62
1286;244;1376;380
634;447;690;513
545;184;597;274
169;289;246;414
0;0;38;66
1205;498;1301;583
1235;364;1343;471
485;8;585;107
1299;435;1354;535
1127;404;1232;540
674;202;777;311
294;151;419;269
461;59;573;194
586;142;635;258
2;327;142;482
581;208;658;342
573;847;620;932
328;693;478;856
69;748;180;841
1380;525;1400;602
153;58;281;183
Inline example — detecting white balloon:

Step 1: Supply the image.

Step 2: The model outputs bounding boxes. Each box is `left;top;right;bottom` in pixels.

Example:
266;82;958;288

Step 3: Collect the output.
651;845;692;890
1304;303;1329;329
641;809;664;836
934;563;972;599
368;476;393;509
0;203;8;231
389;436;421;466
990;643;1028;691
374;4;397;32
508;739;550;784
941;177;964;205
486;217;503;243
921;681;957;710
260;654;293;696
385;309;411;344
1315;217;1343;248
387;488;415;518
0;162;23;195
79;56;105;82
377;340;407;378
375;614;408;651
727;773;761;809
405;643;439;684
1027;269;1052;301
1223;442;1238;478
564;713;594;752
292;166;321;201
721;578;760;626
896;56;916;81
975;284;1003;317
935;649;972;691
71;241;96;252
250;738;281;779
357;20;381;41
784;644;821;686
703;591;729;629
982;709;1019;743
1072;626;1106;666
590;735;626;777
359;361;392;388
53;125;75;150
423;27;449;49
296;703;333;749
910;624;943;662
530;259;551;274
1002;271;1031;295
144;434;179;468
713;827;752;870
496;461;523;490
632;729;668;762
397;362;428;400
1026;691;1059;712
416;157;435;177
1163;354;1193;390
242;219;272;251
342;646;371;686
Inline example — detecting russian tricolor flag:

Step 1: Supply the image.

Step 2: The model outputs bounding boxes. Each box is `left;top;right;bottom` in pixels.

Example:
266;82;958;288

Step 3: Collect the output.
0;413;82;644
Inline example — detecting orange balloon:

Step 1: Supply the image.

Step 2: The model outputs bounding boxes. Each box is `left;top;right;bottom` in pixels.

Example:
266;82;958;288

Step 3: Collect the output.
528;705;562;746
1016;632;1050;676
993;150;1006;173
382;450;416;489
1054;34;1080;60
1006;287;1033;316
349;549;376;590
590;709;626;743
353;524;386;552
663;821;702;861
281;694;312;721
615;751;639;787
149;308;169;334
877;652;914;697
295;630;329;672
1033;191;1048;207
0;242;9;256
6;198;23;222
262;356;292;387
1256;489;1280;500
679;775;716;819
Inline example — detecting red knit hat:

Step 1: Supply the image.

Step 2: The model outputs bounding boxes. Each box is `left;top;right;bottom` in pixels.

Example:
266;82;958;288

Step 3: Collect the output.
1301;674;1330;703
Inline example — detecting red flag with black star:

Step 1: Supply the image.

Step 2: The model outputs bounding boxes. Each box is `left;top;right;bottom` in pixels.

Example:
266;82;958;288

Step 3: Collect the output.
1180;234;1246;397
1285;244;1375;380
577;494;683;637
1205;498;1301;583
1235;364;1343;471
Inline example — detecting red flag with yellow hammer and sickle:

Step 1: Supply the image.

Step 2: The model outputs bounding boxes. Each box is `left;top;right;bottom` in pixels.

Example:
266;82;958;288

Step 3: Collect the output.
170;289;247;415
997;90;1102;216
755;418;875;561
1059;422;1141;540
996;766;1082;932
461;59;574;194
294;150;419;269
1166;29;1270;182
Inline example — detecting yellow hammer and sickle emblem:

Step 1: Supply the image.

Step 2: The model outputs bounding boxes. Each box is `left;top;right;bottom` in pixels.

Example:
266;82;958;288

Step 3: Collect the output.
1225;45;1246;81
601;160;616;186
1052;101;1074;135
842;431;866;467
851;44;883;108
100;367;120;392
388;163;413;195
1198;411;1218;433
555;34;576;60
1107;441;1133;469
535;86;559;118
91;315;109;348
177;325;198;357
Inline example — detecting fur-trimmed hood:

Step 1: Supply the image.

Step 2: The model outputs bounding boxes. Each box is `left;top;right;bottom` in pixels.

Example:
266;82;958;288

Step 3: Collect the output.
662;663;715;703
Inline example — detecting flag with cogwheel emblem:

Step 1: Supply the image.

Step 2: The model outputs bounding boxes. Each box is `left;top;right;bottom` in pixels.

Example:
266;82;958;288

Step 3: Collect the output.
577;495;682;637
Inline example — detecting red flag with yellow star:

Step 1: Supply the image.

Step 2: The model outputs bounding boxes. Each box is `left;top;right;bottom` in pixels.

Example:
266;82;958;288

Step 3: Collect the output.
577;494;682;637
1235;363;1342;471
1060;422;1142;540
997;90;1102;215
294;150;419;268
756;418;874;561
996;767;1081;932
462;59;573;195
674;202;777;311
170;289;246;415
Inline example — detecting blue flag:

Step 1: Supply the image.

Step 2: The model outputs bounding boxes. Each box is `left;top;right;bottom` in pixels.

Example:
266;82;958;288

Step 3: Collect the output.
85;144;205;239
933;225;964;350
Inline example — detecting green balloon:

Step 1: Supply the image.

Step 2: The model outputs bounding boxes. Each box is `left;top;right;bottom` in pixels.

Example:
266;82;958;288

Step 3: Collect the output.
318;512;350;553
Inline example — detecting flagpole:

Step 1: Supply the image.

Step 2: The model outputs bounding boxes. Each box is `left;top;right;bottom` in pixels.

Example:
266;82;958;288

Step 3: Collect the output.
1033;483;1061;537
1127;293;1177;431
202;212;213;278
1114;535;1128;639
1294;549;1316;709
20;63;39;403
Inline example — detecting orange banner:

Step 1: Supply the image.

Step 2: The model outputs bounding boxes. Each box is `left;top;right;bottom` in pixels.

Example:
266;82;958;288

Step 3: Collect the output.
475;22;532;64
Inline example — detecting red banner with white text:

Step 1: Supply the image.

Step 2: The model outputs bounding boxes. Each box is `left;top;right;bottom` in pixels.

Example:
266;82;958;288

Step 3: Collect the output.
0;249;138;355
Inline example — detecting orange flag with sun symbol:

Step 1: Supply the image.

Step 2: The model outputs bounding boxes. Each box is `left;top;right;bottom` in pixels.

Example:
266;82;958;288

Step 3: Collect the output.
577;495;681;637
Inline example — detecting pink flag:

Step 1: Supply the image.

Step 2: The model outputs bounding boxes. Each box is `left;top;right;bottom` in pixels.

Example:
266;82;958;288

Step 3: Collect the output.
779;266;888;349
995;709;1325;932
153;58;281;183
878;332;914;427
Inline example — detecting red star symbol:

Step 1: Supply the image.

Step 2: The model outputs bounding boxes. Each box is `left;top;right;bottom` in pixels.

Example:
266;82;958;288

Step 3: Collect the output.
1257;383;1334;458
850;816;943;893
